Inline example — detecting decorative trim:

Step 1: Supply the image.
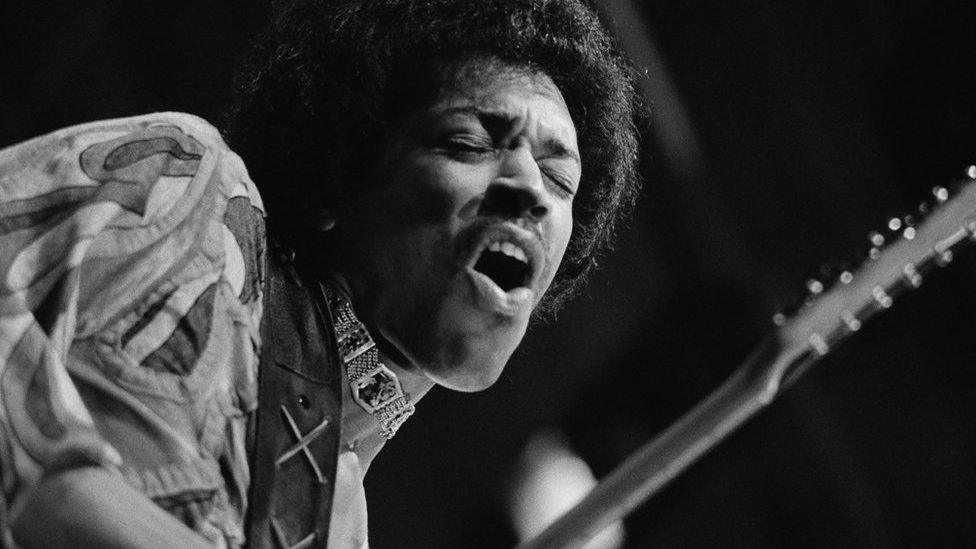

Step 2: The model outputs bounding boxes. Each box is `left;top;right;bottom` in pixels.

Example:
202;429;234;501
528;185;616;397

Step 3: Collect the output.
271;517;317;549
275;405;330;481
320;283;415;439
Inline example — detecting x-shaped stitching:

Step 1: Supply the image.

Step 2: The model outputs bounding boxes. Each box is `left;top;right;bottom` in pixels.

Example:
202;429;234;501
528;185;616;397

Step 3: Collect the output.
276;404;330;484
270;517;316;549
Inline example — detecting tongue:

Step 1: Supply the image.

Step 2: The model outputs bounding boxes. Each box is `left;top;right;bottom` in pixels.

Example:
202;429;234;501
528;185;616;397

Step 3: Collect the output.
474;251;526;292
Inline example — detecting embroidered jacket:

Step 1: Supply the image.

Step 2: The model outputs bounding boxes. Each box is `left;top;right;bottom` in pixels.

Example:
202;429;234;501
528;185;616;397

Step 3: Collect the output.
0;113;268;546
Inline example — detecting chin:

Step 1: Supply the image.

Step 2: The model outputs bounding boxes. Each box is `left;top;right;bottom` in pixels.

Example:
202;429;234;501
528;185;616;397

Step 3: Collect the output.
399;290;529;391
427;368;502;393
423;359;508;392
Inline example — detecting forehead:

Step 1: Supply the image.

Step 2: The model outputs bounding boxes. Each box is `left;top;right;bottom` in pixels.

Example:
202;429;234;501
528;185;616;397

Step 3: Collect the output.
429;67;578;141
438;66;566;106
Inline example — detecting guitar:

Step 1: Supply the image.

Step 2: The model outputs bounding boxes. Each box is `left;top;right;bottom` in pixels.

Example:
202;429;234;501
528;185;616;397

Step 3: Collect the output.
518;168;976;549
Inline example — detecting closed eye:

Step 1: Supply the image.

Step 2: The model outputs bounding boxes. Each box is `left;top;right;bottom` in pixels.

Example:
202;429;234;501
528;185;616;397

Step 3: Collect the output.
440;135;497;158
553;178;576;196
540;166;578;196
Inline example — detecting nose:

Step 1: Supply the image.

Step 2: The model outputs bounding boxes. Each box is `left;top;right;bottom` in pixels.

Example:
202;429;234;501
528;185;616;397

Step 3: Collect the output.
479;141;549;221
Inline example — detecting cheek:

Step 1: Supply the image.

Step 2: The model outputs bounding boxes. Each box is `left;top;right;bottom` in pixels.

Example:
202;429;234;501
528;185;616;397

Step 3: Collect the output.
358;163;480;300
383;158;486;224
546;206;574;277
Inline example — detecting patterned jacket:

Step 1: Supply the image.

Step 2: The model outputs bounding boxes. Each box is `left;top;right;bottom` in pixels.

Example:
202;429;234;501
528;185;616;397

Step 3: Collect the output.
0;112;295;547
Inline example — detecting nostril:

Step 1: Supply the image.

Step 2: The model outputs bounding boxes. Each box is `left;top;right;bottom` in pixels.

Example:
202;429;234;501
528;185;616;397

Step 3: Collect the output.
481;180;549;221
482;186;518;216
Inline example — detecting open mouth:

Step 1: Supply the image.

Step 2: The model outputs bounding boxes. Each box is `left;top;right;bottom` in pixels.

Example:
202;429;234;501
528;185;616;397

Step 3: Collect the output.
472;240;533;292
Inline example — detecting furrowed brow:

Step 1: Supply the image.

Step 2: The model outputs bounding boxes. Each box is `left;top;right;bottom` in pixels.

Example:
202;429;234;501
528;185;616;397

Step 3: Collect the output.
438;106;579;165
440;107;514;129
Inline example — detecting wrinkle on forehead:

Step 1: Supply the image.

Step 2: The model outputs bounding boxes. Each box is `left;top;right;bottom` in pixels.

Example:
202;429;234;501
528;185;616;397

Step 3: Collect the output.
433;64;577;147
443;64;568;111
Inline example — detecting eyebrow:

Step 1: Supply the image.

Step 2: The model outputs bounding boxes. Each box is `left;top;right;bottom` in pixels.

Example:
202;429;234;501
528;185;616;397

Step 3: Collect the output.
439;106;581;165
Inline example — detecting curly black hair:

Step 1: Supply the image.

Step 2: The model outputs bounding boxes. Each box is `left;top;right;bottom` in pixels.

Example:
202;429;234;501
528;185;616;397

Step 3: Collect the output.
225;0;642;313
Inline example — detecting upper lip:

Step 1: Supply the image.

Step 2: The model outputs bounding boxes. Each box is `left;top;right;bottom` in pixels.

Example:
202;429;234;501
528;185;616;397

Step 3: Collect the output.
456;220;546;290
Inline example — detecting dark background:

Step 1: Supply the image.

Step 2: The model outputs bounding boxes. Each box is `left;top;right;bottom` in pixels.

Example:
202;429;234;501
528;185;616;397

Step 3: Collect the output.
3;1;976;547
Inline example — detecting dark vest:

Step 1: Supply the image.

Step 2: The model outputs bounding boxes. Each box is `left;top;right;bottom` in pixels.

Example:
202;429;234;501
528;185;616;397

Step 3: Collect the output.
245;251;343;549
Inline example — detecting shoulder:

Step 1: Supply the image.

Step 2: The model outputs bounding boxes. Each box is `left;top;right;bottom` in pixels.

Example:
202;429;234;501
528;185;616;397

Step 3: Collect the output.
3;112;227;157
0;112;264;215
0;112;268;336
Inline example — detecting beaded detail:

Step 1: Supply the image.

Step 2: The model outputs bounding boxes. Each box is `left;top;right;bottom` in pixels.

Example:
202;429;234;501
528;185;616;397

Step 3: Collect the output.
320;283;415;438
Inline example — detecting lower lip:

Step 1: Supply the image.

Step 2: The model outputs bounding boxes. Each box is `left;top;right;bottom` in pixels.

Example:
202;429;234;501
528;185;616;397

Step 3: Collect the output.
466;269;534;316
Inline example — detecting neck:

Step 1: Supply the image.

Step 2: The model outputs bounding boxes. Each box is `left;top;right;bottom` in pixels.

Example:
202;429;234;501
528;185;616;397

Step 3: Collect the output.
326;270;416;369
320;275;435;469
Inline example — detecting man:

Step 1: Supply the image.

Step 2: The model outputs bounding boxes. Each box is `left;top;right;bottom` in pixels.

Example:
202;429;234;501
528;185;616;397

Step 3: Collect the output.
0;0;641;547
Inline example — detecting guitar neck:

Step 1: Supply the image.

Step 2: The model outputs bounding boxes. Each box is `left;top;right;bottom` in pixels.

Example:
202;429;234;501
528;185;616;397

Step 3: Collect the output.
519;174;976;549
517;335;813;549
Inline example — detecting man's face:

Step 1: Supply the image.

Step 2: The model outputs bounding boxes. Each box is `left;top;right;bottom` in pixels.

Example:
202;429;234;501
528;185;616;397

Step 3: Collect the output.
336;69;580;391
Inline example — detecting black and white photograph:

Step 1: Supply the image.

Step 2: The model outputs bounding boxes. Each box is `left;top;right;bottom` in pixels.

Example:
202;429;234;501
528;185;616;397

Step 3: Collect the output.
1;1;975;547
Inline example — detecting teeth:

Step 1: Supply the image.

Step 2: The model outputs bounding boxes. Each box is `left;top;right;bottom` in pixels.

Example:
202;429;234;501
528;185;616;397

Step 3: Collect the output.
485;239;528;264
502;242;528;263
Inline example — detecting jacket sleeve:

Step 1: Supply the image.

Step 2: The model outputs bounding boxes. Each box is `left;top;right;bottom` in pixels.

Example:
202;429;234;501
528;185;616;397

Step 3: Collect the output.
0;113;266;541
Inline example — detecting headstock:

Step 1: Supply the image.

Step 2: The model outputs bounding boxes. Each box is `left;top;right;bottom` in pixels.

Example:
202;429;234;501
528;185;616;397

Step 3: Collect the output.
772;167;976;362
